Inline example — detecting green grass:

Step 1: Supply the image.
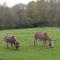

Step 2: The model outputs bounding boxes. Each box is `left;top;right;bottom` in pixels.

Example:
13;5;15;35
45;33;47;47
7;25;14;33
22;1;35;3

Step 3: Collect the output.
0;27;60;60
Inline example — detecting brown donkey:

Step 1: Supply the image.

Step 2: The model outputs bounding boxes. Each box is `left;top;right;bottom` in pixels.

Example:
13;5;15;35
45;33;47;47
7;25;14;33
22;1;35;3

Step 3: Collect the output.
34;32;53;48
5;35;20;49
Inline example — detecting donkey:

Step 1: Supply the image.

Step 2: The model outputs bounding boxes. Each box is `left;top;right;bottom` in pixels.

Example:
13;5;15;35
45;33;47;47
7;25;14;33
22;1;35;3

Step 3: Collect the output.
34;32;53;48
5;35;20;49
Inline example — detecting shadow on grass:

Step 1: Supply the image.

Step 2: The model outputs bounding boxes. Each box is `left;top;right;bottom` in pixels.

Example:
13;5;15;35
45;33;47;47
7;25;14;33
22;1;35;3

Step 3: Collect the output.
4;47;20;52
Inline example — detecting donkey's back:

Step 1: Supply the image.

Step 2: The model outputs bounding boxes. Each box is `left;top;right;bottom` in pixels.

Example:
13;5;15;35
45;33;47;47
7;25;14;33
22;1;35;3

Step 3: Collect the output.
5;35;16;44
35;32;49;41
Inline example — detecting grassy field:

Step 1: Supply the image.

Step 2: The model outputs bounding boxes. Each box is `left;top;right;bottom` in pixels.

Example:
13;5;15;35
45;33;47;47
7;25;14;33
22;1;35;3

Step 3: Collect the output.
0;27;60;60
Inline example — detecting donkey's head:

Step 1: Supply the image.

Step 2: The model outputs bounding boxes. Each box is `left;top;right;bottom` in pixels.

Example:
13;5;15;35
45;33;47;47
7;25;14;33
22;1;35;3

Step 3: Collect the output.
48;38;54;48
15;41;20;49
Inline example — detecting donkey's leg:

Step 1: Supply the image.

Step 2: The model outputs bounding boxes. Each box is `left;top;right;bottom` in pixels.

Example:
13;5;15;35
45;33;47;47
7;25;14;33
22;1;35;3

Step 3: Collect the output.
34;39;37;46
14;43;16;48
45;41;47;47
11;43;13;48
7;43;9;48
42;41;45;47
42;40;46;47
34;35;37;46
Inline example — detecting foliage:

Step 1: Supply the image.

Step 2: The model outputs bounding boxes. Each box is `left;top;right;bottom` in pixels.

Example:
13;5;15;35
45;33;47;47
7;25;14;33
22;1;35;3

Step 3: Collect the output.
0;0;60;29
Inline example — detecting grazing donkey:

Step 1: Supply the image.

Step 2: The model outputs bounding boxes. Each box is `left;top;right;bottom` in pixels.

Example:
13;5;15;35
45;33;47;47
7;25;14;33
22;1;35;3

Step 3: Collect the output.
34;32;53;48
5;35;20;49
